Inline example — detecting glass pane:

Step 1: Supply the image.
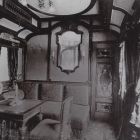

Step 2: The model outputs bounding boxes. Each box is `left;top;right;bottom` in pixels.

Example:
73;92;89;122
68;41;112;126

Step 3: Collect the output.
17;48;23;80
0;47;9;81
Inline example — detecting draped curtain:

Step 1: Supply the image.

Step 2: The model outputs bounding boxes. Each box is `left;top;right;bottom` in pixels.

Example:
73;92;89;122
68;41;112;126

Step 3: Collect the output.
118;28;139;140
8;47;18;82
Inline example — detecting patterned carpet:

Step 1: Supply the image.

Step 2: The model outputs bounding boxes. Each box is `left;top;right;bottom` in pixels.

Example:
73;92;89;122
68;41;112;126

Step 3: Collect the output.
72;121;116;140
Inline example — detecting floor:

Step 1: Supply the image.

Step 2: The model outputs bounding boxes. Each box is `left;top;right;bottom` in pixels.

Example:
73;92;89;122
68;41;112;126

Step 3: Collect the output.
72;121;116;140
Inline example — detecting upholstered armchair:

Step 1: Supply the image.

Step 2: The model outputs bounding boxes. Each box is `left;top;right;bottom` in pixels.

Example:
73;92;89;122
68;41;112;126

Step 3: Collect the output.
30;96;73;140
65;85;90;139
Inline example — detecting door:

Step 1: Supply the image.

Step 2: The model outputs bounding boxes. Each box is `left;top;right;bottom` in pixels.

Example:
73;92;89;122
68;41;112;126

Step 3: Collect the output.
91;43;113;121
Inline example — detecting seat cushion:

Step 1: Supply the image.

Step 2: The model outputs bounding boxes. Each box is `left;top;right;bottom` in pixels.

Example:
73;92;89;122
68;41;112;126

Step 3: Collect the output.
71;104;90;130
31;121;59;140
39;119;60;124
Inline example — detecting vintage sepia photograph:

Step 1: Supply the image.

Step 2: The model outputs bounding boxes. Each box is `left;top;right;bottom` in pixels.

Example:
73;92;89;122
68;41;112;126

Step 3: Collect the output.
0;0;140;139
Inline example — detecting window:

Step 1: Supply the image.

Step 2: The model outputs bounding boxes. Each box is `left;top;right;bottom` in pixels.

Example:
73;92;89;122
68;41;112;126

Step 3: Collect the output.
0;47;10;81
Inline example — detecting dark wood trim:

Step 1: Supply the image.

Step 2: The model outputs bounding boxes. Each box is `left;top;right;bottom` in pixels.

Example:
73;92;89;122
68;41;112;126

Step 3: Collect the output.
0;38;23;48
25;20;92;41
25;25;114;42
0;6;38;32
0;25;17;36
23;80;91;86
92;40;119;44
16;28;26;35
38;20;42;29
12;0;40;20
109;29;120;38
110;23;121;29
40;14;101;22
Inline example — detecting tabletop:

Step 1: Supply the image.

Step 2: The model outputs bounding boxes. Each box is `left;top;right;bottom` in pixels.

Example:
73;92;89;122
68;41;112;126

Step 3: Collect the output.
0;99;44;121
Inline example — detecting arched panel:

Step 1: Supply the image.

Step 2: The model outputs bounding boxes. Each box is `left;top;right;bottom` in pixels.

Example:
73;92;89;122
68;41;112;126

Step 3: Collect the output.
0;18;23;32
18;29;33;39
113;0;135;14
111;10;125;27
110;24;121;33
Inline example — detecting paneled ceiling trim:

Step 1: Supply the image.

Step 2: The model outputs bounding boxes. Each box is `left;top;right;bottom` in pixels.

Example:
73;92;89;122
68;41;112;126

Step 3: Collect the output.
0;18;23;32
113;6;130;16
0;25;17;36
32;18;38;27
13;0;40;20
18;29;33;39
113;0;135;14
41;21;49;28
110;24;120;33
111;9;125;27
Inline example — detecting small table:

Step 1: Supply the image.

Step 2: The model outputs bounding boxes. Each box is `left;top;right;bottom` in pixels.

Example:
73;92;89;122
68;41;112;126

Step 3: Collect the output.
0;99;44;139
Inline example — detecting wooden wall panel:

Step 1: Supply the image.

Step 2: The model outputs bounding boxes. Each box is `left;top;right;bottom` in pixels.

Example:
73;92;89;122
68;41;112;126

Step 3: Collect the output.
25;35;48;80
49;26;89;82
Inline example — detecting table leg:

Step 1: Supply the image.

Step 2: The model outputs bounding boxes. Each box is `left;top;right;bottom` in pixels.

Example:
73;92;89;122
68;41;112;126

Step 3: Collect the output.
19;123;27;140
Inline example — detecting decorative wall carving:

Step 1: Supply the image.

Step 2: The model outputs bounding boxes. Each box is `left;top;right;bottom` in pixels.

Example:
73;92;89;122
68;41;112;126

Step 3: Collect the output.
96;102;112;113
96;48;112;58
96;63;112;98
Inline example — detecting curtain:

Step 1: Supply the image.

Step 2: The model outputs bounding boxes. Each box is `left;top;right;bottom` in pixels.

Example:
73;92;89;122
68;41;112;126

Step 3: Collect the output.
8;47;18;82
118;41;126;100
118;29;139;140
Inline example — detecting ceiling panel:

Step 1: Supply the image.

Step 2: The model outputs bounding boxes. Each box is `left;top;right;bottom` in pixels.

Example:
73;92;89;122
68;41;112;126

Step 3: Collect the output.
27;0;92;16
113;0;135;14
111;9;125;27
84;1;99;15
110;24;120;33
0;18;23;32
18;29;33;39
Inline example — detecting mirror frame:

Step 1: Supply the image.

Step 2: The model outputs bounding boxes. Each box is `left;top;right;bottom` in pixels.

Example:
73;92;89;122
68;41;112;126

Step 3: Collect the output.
56;28;83;74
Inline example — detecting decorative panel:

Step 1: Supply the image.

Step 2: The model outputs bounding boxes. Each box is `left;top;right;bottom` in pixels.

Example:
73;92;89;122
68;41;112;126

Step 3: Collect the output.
96;63;112;98
96;48;112;58
50;25;89;82
96;102;112;113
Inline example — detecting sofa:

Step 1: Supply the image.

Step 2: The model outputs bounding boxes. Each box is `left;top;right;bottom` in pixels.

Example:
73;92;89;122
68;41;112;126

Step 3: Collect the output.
18;82;90;139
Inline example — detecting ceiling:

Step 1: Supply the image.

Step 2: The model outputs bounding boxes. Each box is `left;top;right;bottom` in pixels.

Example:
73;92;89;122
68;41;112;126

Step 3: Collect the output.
0;0;139;40
19;0;139;29
27;0;94;16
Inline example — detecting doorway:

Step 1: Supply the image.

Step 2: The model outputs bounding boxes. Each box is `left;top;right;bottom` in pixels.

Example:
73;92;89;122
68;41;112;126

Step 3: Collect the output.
91;42;113;121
